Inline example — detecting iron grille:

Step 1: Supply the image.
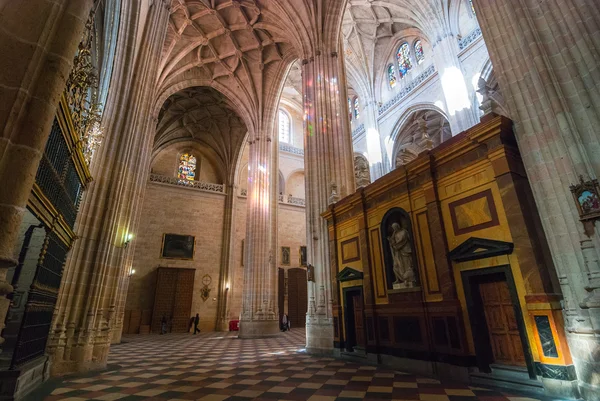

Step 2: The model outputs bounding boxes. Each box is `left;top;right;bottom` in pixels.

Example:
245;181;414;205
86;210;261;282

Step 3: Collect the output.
35;118;83;227
10;232;67;368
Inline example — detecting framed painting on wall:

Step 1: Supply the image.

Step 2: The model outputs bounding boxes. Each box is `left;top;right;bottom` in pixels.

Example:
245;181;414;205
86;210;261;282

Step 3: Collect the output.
299;246;307;267
161;234;195;260
281;246;291;266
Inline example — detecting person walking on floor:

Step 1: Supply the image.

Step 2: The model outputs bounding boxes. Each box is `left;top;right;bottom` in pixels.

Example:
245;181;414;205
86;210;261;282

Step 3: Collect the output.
161;315;167;335
194;313;200;334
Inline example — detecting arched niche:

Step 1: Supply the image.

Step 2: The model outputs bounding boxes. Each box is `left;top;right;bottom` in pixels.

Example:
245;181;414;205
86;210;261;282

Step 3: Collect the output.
151;141;224;184
286;170;305;198
476;61;510;119
380;208;420;290
278;171;286;195
354;153;371;188
391;109;451;169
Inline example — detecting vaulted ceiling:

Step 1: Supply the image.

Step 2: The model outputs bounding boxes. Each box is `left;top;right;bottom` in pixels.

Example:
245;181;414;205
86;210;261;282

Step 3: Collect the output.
155;86;247;182
342;0;460;99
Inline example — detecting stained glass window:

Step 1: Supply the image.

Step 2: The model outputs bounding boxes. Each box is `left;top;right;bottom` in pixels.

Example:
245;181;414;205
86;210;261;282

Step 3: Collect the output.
397;43;412;79
353;97;360;119
469;0;475;15
388;64;397;88
278;109;291;143
414;41;425;64
178;153;196;182
348;97;353;120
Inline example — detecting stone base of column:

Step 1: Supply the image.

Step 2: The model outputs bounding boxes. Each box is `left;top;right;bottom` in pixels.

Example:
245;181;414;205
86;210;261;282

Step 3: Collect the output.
49;342;110;377
215;318;230;332
111;326;123;345
238;319;279;338
305;318;334;355
569;332;599;401
50;358;107;377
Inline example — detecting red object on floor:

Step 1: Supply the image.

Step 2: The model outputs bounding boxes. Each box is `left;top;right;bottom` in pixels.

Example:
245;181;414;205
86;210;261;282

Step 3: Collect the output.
229;320;239;331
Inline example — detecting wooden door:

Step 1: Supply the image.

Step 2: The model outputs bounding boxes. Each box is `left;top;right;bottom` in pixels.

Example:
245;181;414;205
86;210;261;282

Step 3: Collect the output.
278;268;285;324
352;293;365;347
480;279;526;366
151;268;195;333
288;268;308;328
172;269;195;332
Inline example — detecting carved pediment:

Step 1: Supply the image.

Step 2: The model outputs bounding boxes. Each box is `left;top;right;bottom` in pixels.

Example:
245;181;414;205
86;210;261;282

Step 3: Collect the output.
336;267;364;282
448;237;513;262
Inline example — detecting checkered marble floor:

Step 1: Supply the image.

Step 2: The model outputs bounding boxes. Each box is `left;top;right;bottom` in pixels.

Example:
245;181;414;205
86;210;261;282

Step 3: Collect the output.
39;329;543;401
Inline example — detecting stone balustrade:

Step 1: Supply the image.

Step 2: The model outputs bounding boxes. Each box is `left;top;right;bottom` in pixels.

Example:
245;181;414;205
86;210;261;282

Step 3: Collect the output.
458;27;482;51
149;173;225;194
279;143;304;156
378;65;436;115
238;189;305;207
352;124;365;141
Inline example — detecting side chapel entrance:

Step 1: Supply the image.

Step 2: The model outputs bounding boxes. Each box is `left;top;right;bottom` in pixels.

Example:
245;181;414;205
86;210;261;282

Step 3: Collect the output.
343;286;365;352
479;276;526;366
462;266;534;376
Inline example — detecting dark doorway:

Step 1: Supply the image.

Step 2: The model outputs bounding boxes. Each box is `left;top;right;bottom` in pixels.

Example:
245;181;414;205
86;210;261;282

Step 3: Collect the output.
462;266;535;378
288;268;307;328
278;268;285;325
343;286;365;352
151;267;195;333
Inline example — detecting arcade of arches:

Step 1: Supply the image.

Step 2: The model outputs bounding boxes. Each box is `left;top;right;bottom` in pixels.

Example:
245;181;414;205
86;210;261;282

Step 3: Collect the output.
0;0;599;400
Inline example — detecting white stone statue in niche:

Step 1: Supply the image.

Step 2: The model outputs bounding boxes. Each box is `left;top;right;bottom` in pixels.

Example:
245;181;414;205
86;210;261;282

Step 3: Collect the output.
388;222;416;288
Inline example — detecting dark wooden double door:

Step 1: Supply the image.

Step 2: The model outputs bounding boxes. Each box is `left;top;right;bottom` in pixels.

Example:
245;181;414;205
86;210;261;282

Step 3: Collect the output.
151;267;195;333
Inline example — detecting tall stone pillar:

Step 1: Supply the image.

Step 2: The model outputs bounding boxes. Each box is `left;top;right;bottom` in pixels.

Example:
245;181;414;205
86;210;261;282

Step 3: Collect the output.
0;0;94;349
215;186;238;331
303;48;356;352
473;0;600;398
432;35;479;134
46;0;170;375
239;122;279;337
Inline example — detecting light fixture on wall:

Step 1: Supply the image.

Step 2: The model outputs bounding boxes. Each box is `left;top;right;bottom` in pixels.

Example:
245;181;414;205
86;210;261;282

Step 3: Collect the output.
124;233;134;248
128;267;136;277
225;283;230;291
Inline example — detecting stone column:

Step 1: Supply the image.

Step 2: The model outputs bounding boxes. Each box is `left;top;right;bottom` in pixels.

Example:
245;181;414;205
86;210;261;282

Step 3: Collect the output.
473;0;600;398
303;48;356;352
0;0;94;350
432;35;479;134
46;0;170;375
239;122;279;337
362;99;385;180
215;185;238;331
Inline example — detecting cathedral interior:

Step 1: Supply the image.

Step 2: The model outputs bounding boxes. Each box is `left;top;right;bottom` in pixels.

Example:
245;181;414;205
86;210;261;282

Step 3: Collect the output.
0;0;599;400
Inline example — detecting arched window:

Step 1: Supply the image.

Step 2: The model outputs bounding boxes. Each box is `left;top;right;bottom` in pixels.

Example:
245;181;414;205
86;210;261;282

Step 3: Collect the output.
396;43;412;79
414;41;425;64
353;97;360;119
388;64;397;88
278;109;291;143
178;153;197;182
348;97;353;120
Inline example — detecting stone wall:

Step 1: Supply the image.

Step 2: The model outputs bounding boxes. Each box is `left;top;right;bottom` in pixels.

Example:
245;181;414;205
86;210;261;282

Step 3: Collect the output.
125;182;226;332
126;180;308;332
